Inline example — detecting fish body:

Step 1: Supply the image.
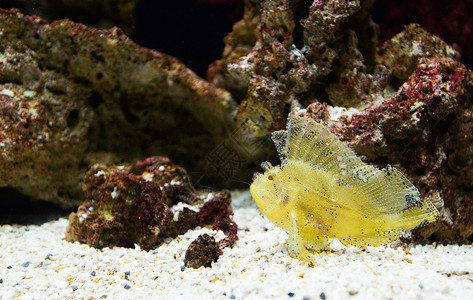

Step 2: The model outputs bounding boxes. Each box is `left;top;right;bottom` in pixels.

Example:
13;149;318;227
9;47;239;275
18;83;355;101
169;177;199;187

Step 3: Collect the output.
250;115;439;261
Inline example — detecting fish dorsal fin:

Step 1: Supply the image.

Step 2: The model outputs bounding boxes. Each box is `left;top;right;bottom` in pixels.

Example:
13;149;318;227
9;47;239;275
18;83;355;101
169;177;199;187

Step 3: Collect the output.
278;115;363;174
271;130;288;165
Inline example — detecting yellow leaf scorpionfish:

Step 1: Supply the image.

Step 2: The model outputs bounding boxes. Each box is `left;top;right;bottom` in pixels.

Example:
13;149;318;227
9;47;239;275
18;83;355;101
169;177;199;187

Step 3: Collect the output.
250;115;439;262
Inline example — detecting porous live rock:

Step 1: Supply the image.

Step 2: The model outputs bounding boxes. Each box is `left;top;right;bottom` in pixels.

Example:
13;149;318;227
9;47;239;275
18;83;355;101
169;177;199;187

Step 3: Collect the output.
65;156;238;252
295;56;473;244
373;0;473;69
377;23;460;84
208;0;464;138
0;8;263;208
184;233;222;269
208;0;382;136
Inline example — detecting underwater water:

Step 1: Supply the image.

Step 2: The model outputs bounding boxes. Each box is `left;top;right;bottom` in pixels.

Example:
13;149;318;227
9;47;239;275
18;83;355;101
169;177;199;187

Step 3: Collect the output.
1;0;473;298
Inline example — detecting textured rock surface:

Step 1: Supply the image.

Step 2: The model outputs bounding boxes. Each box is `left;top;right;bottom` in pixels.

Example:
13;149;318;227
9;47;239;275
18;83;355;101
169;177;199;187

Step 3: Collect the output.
184;233;222;269
208;0;382;136
0;8;262;207
208;0;467;137
295;56;473;244
377;24;460;84
372;0;473;69
65;156;238;252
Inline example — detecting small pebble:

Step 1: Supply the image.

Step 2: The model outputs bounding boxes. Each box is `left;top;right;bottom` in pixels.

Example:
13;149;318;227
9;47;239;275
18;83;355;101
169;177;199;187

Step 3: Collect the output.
0;89;14;97
288;292;295;297
124;284;131;290
319;292;326;300
91;271;96;276
21;261;31;267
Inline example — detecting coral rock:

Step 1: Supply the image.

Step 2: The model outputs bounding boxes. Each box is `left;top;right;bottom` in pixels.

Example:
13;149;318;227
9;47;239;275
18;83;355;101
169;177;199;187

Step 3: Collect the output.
377;23;460;84
184;234;222;269
65;156;238;252
3;0;139;34
209;1;466;138
209;0;382;136
373;0;473;69
0;8;250;207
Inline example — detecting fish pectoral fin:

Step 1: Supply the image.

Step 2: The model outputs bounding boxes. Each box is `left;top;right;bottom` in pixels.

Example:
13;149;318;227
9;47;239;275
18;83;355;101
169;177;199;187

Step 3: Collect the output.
287;227;310;262
287;218;318;264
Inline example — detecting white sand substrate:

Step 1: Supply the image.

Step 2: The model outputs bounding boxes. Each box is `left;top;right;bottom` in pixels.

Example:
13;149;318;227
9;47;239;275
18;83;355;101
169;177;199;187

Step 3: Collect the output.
1;190;473;299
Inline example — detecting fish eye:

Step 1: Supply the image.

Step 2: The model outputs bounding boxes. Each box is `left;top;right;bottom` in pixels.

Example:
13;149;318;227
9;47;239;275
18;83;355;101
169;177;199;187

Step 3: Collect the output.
267;173;275;180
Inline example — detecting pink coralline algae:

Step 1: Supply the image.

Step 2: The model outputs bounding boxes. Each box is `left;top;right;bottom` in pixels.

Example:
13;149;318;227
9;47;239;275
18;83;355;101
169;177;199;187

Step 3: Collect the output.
65;156;238;254
378;24;460;84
